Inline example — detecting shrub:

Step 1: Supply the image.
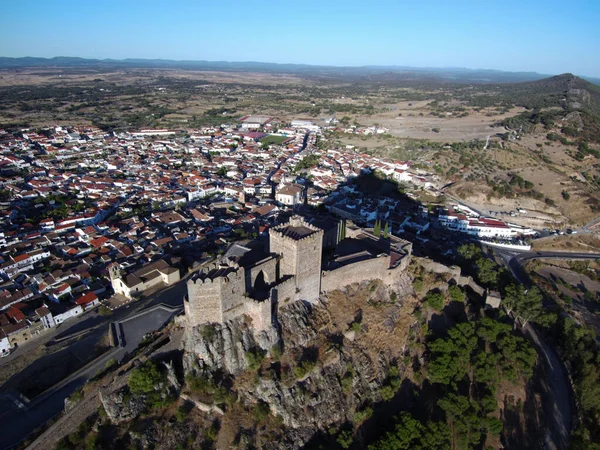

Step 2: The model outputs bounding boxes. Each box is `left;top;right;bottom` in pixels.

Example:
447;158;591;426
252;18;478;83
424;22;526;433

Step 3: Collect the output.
337;429;353;449
354;406;373;423
245;349;266;371
253;400;271;422
171;405;187;422
129;361;165;395
487;417;504;436
349;322;362;333
561;190;570;200
295;360;316;379
425;291;445;311
200;324;216;340
68;388;84;404
341;369;354;392
270;344;282;360
413;278;424;292
98;305;112;317
448;285;466;303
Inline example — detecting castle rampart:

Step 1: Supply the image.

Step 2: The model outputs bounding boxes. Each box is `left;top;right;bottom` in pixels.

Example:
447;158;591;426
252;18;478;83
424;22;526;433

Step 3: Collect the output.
185;216;412;334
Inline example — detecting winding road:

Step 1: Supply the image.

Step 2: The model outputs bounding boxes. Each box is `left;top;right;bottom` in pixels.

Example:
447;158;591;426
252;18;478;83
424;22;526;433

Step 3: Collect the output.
490;247;600;449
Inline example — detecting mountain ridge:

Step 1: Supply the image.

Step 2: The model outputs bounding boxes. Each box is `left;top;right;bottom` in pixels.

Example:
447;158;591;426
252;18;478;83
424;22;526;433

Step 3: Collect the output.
1;56;599;85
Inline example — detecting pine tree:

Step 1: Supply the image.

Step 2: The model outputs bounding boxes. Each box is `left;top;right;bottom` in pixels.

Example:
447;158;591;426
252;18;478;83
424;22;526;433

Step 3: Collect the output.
383;221;389;239
373;220;381;237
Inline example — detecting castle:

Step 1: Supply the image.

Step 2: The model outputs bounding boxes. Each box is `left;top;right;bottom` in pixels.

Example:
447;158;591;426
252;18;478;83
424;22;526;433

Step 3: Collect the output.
184;216;411;332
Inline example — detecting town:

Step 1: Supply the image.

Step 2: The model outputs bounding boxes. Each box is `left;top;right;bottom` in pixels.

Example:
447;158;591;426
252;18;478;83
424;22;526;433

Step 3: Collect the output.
0;115;537;356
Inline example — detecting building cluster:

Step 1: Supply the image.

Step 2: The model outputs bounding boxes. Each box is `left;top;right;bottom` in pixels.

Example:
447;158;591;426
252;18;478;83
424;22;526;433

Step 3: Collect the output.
0;118;430;357
0;112;530;356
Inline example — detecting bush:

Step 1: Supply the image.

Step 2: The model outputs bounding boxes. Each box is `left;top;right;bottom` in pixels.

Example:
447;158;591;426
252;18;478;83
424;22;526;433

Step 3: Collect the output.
245;349;266;371
354;406;373;423
253;400;271;422
174;406;188;422
68;388;84;404
562;190;570;200
349;322;362;333
337;429;353;449
413;278;424;292
295;360;316;379
425;291;445;311
270;344;282;361
200;324;216;340
448;285;466;303
487;417;504;436
185;373;235;406
129;361;165;395
98;305;112;316
341;369;354;392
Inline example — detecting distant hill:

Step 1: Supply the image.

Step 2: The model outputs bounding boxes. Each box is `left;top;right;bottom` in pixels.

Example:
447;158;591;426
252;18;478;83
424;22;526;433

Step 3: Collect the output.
491;74;600;144
1;56;598;85
495;73;600;114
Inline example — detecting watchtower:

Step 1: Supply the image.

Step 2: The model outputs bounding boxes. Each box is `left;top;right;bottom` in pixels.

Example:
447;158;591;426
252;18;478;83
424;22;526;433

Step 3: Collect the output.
270;216;323;303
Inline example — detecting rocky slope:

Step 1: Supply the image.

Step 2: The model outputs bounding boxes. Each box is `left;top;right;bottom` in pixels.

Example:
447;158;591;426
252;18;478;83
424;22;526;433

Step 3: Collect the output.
182;275;416;448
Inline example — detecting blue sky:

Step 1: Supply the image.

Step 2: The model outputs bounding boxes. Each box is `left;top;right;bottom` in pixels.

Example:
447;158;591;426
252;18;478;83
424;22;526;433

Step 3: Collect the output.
1;0;599;77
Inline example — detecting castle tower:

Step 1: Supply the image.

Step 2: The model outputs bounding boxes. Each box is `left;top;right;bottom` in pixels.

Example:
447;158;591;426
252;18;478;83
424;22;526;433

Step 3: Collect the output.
270;216;323;303
185;263;245;328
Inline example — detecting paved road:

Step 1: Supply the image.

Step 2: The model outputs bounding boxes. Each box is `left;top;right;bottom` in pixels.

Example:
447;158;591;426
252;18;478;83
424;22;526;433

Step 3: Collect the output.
494;249;595;450
0;279;188;450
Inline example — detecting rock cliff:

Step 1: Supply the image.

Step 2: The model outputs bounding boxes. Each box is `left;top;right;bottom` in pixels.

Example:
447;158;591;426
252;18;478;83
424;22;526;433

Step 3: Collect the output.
183;278;416;448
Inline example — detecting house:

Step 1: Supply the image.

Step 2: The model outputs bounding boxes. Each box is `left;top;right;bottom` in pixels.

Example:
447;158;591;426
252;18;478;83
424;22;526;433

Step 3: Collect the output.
36;306;56;329
109;259;180;299
75;292;100;310
276;184;304;207
0;328;10;356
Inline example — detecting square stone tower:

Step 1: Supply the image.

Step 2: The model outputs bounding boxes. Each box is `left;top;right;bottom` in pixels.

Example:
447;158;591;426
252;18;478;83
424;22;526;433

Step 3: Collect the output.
270;216;323;303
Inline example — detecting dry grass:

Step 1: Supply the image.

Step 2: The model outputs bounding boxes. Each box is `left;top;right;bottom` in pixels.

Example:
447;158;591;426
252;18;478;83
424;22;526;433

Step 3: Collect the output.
532;233;600;252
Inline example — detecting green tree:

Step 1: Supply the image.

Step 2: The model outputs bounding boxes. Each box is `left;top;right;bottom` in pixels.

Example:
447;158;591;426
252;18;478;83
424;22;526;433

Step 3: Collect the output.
448;285;466;303
383;221;389;239
129;361;165;395
438;393;482;450
374;219;381;237
457;243;481;261
425;291;446;311
428;322;478;386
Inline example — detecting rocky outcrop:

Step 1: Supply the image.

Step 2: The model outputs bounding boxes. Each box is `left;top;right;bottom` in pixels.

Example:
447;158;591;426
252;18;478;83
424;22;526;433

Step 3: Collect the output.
184;300;397;448
184;315;278;375
100;388;146;424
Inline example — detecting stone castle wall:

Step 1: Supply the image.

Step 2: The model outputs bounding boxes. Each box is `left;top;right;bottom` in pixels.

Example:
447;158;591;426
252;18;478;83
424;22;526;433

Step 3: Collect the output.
185;277;224;325
245;256;278;293
219;270;247;322
244;298;272;332
292;232;322;302
322;254;407;293
272;276;298;307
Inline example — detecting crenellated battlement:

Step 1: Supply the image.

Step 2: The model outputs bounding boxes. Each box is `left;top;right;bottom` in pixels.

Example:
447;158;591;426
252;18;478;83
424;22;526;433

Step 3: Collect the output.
185;216;411;334
271;216;323;243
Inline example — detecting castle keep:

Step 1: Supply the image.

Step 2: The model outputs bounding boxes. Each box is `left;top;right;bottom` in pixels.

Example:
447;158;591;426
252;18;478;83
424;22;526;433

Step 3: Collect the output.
185;217;323;331
184;216;411;332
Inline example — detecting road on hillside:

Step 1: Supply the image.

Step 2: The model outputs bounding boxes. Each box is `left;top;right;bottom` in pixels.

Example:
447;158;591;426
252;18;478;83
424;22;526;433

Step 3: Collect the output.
493;249;595;449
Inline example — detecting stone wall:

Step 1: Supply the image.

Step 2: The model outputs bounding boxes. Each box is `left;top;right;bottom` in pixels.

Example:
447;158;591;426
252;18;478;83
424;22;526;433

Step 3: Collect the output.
185;277;224;326
246;256;278;293
220;270;247;322
294;232;323;303
272;276;298;307
321;254;406;293
244;297;272;332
